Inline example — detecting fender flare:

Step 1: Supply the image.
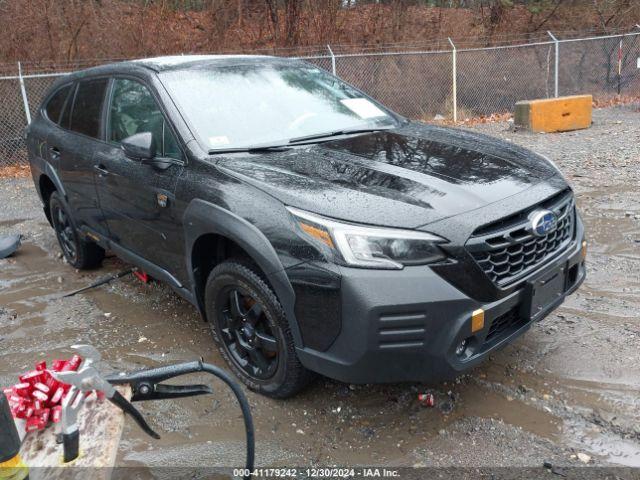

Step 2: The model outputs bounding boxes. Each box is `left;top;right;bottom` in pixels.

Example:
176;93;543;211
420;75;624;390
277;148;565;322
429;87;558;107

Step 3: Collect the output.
183;199;303;346
32;158;68;227
43;162;67;200
33;154;67;201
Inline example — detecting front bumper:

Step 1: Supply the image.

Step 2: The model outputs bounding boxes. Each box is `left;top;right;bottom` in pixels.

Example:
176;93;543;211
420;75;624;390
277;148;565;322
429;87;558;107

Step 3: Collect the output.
294;218;586;384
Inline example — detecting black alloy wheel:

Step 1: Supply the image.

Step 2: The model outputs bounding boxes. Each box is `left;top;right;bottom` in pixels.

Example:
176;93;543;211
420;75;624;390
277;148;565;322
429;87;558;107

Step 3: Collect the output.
205;260;314;398
49;192;105;270
216;286;279;380
51;200;77;263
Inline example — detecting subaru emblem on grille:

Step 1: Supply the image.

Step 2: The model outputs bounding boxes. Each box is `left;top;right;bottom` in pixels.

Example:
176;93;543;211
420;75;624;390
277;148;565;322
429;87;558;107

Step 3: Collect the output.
528;209;557;237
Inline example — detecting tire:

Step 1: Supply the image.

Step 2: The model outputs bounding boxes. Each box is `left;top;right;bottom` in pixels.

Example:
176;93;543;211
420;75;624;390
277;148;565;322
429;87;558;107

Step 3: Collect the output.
205;260;313;398
49;192;105;270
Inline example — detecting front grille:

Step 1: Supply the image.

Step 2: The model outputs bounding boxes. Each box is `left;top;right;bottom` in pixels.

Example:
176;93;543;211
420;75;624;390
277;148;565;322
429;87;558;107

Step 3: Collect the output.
485;308;527;344
467;190;575;286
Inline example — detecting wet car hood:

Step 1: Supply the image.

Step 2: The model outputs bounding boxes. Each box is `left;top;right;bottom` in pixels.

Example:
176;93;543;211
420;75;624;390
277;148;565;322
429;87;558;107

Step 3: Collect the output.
216;123;562;229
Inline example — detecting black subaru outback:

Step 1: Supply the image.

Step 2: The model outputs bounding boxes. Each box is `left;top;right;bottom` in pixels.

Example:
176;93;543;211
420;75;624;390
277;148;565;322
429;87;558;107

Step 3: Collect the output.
26;55;586;397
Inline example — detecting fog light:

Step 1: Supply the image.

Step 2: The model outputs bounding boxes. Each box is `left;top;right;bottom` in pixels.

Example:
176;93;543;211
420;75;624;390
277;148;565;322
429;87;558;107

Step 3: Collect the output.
455;338;469;357
581;240;587;260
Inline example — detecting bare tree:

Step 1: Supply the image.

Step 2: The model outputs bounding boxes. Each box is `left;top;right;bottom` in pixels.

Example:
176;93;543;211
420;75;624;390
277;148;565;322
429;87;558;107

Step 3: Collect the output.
284;0;303;46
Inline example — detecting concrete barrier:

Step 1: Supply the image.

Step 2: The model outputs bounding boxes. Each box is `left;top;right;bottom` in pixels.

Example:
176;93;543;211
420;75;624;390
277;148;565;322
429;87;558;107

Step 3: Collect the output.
514;95;592;133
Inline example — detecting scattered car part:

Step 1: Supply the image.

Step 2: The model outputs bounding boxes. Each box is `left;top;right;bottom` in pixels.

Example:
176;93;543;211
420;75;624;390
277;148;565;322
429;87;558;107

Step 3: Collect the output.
133;270;151;283
61;268;135;298
417;392;435;407
0;234;21;259
543;461;568;477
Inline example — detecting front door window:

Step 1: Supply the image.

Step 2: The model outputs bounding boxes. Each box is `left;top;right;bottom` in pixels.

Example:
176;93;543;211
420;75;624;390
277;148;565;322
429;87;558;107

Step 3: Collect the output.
108;79;182;160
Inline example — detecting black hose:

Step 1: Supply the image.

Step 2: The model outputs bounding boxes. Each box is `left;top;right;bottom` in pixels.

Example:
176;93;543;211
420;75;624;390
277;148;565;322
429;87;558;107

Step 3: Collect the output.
108;359;256;477
199;362;255;479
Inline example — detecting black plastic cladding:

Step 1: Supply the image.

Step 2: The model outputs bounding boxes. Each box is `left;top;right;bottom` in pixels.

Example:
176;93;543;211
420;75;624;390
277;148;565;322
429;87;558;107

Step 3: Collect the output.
484;307;526;344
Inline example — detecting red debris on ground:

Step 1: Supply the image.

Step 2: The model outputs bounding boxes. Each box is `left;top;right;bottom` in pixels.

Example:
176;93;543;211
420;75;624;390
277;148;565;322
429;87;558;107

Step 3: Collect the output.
133;270;151;283
2;356;83;432
417;392;435;407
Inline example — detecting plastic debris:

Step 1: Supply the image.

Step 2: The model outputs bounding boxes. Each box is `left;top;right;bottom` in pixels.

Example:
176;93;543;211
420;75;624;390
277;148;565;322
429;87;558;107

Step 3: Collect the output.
417;392;435;407
0;234;21;259
3;356;83;432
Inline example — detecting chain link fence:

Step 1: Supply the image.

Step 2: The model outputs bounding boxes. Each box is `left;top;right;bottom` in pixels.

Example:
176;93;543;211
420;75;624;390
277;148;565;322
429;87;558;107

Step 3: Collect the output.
457;42;556;116
2;31;640;168
559;34;640;97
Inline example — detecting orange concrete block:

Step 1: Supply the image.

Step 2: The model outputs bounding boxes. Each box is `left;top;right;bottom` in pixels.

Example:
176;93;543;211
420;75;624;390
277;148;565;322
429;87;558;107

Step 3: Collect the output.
514;95;592;133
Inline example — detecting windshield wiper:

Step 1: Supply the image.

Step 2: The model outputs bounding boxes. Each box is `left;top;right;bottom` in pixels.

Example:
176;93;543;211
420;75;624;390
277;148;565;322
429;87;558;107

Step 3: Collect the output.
288;127;392;144
208;145;292;155
207;127;393;154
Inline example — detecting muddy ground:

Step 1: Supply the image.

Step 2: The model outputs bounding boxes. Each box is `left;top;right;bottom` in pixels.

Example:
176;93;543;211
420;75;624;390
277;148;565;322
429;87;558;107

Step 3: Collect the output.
1;105;639;477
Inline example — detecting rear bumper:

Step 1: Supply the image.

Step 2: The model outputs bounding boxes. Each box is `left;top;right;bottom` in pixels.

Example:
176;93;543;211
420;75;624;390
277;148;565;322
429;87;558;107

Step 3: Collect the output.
294;217;586;384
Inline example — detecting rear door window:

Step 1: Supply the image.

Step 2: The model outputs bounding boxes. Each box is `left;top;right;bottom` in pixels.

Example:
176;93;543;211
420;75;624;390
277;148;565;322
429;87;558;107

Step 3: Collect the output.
69;78;109;139
44;84;72;124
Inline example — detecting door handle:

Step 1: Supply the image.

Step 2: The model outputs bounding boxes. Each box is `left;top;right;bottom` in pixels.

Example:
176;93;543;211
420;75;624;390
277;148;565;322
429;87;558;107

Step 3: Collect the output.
49;147;61;160
94;164;109;177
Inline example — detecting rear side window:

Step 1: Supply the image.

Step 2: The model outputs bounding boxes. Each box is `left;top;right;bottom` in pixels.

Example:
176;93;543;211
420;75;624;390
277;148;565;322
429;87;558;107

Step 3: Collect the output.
69;79;109;138
44;85;71;124
59;84;75;130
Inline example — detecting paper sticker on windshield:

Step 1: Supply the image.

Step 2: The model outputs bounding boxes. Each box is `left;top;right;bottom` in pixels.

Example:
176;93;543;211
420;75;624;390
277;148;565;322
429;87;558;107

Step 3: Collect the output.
340;98;386;119
209;136;230;146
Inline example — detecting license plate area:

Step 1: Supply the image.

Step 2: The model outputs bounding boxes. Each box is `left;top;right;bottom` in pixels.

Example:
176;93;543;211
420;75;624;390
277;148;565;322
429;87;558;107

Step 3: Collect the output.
523;265;566;321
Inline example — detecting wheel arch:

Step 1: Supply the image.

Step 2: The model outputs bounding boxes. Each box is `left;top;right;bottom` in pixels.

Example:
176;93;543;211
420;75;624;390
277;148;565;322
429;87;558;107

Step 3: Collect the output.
35;160;67;226
38;174;57;225
184;199;302;346
191;233;258;307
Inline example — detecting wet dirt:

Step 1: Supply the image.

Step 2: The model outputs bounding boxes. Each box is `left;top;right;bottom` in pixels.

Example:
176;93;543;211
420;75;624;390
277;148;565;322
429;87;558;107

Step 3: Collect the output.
1;106;639;472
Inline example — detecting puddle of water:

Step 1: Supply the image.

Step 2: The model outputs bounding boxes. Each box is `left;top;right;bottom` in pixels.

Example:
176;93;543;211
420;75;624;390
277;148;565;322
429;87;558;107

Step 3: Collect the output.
451;385;561;440
565;420;640;467
2;241;639;468
479;359;640;467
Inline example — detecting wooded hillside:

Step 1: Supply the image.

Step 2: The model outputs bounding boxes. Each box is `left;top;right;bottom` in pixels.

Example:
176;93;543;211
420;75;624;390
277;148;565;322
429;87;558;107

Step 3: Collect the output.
1;1;638;63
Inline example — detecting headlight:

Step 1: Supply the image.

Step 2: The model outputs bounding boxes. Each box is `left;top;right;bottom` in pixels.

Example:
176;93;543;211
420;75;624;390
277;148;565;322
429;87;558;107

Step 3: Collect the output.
287;207;447;269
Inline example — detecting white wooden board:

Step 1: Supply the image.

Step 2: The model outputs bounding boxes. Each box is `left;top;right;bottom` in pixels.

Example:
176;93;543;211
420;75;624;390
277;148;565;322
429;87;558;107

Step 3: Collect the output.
19;386;131;480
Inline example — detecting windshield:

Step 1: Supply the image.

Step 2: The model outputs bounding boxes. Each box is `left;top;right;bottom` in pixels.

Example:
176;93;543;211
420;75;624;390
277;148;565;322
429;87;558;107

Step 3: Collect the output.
160;63;398;151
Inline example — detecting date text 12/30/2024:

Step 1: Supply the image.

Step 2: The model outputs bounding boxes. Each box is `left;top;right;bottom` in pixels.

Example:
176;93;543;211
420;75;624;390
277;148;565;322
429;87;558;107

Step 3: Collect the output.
233;468;400;478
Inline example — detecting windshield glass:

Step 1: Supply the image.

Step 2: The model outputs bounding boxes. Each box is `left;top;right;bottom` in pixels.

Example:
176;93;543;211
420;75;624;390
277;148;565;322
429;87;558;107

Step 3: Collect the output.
160;63;398;151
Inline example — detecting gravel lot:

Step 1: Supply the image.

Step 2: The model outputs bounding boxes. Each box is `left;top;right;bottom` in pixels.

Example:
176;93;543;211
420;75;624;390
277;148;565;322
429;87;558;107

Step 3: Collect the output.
0;105;639;478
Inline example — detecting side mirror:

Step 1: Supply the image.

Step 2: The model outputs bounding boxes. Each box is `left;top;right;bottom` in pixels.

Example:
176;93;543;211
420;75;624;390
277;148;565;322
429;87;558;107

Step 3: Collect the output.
121;132;156;160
